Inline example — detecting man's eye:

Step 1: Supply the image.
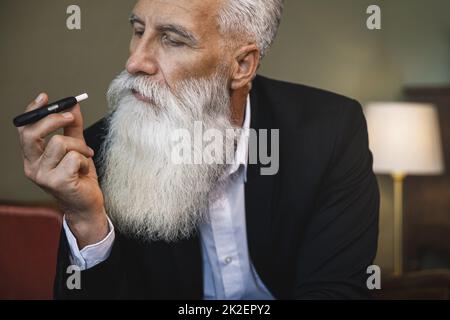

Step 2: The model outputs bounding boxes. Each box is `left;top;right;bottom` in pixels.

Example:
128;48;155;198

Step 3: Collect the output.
134;29;144;37
161;34;184;47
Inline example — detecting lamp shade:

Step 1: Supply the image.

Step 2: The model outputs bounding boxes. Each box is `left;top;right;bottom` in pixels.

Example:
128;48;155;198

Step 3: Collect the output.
364;102;444;175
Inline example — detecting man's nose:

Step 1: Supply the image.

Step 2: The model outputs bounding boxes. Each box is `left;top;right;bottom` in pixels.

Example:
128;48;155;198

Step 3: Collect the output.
126;42;158;76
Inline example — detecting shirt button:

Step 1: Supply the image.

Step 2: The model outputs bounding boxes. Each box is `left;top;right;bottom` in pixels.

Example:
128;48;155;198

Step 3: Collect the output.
224;256;232;264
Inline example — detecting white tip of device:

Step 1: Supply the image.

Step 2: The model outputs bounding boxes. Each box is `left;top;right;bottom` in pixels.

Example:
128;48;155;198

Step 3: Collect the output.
75;93;89;103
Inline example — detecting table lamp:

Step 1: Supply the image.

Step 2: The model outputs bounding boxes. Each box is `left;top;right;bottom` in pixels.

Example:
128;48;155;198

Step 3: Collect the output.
364;102;444;276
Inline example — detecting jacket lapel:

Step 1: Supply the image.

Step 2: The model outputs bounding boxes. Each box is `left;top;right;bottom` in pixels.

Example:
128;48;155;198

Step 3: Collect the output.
169;233;203;299
245;76;279;296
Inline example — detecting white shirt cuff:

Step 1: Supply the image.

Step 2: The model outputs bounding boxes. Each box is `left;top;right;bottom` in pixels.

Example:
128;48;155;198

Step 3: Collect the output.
63;215;115;270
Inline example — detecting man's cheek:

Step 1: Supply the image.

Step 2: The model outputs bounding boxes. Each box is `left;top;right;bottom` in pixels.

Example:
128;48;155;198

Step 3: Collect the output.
159;53;219;83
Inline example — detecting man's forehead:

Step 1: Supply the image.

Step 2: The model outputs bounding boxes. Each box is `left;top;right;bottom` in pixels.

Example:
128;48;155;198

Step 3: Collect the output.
133;0;224;22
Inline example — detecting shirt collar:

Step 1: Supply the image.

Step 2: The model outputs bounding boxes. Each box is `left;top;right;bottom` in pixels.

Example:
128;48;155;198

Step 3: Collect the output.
226;95;250;181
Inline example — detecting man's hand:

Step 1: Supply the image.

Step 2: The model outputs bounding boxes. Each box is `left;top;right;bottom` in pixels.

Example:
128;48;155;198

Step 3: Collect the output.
17;93;109;249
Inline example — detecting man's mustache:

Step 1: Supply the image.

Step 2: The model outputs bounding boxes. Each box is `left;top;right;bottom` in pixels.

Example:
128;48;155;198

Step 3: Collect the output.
107;71;175;109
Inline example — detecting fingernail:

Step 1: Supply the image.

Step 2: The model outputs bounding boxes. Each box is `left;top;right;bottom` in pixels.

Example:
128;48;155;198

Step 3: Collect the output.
62;112;73;119
35;93;45;104
89;147;94;155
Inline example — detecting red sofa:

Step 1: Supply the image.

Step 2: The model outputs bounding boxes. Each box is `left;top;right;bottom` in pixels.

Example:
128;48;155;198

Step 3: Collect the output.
0;204;62;300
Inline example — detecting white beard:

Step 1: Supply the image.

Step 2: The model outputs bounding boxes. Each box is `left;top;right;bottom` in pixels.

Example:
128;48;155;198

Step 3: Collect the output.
100;70;237;242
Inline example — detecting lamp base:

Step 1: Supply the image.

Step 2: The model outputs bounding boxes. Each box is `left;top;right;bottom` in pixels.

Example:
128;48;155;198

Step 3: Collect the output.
391;172;406;276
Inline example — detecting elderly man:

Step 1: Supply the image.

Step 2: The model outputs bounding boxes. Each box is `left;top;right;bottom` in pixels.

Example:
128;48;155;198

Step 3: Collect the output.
18;0;379;299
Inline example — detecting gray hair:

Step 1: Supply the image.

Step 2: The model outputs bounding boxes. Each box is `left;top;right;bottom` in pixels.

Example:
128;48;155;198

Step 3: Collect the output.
217;0;284;59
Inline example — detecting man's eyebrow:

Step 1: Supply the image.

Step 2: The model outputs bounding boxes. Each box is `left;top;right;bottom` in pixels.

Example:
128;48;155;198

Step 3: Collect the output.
129;13;145;26
156;24;198;45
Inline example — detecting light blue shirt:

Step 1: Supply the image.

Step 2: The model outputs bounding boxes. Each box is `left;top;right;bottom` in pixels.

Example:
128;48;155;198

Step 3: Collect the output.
64;96;274;300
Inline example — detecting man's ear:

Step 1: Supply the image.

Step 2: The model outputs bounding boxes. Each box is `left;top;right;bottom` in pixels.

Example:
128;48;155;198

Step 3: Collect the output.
230;44;260;90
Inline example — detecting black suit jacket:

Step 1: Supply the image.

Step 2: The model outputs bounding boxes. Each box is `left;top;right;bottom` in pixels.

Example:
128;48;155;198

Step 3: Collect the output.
54;75;379;299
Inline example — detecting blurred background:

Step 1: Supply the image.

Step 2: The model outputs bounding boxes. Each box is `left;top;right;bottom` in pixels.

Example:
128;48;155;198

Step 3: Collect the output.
0;0;449;299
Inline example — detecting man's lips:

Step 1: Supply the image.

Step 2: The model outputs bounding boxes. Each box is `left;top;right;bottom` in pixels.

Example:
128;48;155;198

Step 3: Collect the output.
131;89;152;103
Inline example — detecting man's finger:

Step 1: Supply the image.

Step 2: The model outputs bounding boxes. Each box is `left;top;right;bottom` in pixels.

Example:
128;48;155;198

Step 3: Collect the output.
19;113;76;163
18;93;49;135
23;112;75;140
63;104;86;142
56;150;90;177
25;93;48;112
40;135;94;171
